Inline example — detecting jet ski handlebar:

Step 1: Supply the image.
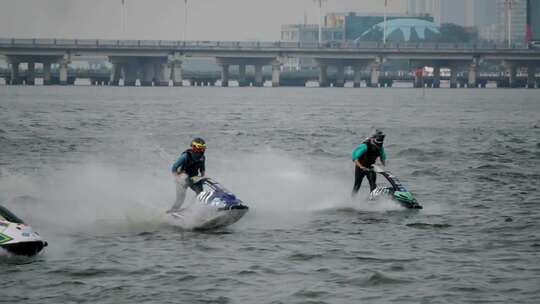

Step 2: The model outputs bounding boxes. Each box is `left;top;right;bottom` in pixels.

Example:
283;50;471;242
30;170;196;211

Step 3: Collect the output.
190;176;208;184
361;165;385;173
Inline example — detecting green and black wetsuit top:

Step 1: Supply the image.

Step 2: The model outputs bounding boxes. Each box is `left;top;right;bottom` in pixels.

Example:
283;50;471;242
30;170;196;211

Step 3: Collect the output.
351;139;386;167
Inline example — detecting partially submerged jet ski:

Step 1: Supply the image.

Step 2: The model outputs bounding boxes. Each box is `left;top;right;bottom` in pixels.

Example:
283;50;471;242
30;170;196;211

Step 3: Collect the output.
0;205;47;256
166;177;249;230
369;165;423;209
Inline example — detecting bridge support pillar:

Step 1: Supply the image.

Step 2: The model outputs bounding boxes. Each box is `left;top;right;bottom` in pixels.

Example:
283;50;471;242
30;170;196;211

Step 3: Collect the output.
110;63;122;86
271;61;280;87
171;61;183;86
508;65;518;88
9;62;20;85
220;64;229;87
369;63;380;88
336;64;345;88
26;62;35;85
450;66;458;88
124;62;138;86
468;63;477;88
433;66;441;88
318;64;328;87
43;62;52;85
527;65;536;89
238;64;247;87
353;65;362;88
254;64;263;87
59;60;69;85
141;61;156;86
158;63;171;86
414;68;423;88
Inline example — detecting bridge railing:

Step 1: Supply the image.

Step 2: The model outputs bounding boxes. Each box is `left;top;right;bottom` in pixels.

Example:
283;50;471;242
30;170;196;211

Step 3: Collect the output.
0;38;531;51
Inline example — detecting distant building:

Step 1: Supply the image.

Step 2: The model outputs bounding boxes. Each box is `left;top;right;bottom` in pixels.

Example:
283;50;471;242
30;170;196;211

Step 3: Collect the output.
358;19;439;42
280;12;434;43
406;0;442;25
280;12;434;70
461;0;497;28
479;24;499;42
340;12;434;41
280;24;344;44
496;0;527;45
527;0;540;42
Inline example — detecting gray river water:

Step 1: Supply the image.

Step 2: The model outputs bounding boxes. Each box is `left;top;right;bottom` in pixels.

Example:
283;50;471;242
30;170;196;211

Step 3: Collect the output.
1;87;539;303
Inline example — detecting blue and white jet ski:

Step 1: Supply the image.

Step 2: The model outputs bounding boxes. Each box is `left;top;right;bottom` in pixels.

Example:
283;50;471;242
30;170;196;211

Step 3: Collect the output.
369;165;423;209
0;205;47;256
166;177;249;230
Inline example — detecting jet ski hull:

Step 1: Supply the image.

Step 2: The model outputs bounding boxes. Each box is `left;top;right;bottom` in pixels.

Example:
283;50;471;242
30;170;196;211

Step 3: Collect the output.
369;167;423;209
166;178;249;230
1;205;47;257
1;241;47;257
168;206;248;231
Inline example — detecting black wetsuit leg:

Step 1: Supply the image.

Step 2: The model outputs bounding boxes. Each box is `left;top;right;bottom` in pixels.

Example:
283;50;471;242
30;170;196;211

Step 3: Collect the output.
366;170;377;192
352;166;367;196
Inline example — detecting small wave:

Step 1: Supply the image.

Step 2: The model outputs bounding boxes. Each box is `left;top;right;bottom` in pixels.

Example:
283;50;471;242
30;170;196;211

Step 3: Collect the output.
59;267;121;278
406;222;452;229
340;272;410;287
411;169;440;177
447;286;483;293
292;289;330;299
471;204;489;209
396;148;425;157
474;164;512;170
365;271;410;286
288;252;323;261
352;256;417;263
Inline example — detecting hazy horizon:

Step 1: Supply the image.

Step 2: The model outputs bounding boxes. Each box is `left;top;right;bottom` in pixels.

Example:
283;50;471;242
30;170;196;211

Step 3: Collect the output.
0;0;410;41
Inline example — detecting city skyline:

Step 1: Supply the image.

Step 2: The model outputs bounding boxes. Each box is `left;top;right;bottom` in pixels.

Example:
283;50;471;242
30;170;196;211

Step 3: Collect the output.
0;0;497;41
0;0;409;41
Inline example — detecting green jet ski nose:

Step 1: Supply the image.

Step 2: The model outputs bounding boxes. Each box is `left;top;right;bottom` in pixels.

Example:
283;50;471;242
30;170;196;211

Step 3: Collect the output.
394;191;415;203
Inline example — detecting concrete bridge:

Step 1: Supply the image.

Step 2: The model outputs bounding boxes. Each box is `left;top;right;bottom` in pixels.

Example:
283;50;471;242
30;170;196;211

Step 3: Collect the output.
1;38;540;88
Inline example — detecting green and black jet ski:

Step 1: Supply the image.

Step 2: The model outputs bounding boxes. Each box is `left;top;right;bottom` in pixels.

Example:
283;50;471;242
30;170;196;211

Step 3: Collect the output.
0;205;47;256
369;165;423;209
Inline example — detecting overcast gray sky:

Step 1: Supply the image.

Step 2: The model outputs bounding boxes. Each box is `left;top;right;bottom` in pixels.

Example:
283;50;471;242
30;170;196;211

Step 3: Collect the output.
0;0;411;41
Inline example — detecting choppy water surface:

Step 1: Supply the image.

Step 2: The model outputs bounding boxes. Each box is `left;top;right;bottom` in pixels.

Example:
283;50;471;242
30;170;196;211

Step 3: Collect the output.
1;87;539;303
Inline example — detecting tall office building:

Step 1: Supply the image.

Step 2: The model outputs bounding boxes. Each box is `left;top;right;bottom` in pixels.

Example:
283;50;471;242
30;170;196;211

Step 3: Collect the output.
407;0;442;25
527;0;540;42
474;0;498;27
496;0;527;45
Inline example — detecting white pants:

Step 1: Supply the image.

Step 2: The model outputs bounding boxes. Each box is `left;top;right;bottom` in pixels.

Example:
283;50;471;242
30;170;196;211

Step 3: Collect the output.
170;173;189;212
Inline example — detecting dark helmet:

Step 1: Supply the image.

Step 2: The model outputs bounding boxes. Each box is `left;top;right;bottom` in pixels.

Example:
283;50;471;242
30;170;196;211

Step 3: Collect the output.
191;137;206;153
371;130;385;145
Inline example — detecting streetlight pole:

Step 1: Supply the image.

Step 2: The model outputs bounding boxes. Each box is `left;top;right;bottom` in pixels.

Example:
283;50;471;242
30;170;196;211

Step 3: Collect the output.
183;0;188;41
383;0;388;44
121;0;126;37
314;0;326;44
507;0;513;47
